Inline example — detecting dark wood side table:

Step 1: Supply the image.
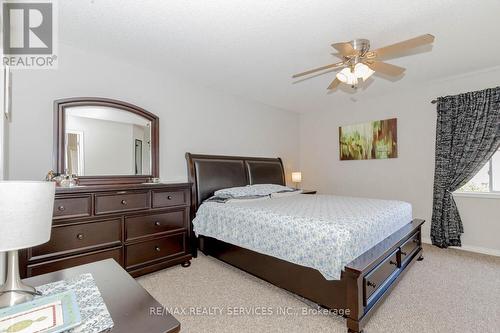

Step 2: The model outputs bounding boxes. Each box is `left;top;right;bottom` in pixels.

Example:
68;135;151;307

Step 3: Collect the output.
301;189;317;194
24;259;180;333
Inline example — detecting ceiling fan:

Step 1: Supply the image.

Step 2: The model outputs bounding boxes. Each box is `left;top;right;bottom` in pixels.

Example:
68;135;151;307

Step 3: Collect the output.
292;34;435;90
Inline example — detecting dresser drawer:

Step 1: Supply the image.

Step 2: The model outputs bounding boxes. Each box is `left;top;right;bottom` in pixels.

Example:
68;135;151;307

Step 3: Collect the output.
125;233;185;268
95;191;150;214
364;249;399;304
31;218;122;260
400;231;420;265
53;195;92;219
27;247;122;277
125;210;187;241
152;189;188;208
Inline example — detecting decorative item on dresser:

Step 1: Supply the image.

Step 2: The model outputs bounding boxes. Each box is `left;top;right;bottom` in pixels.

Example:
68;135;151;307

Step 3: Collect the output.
20;97;193;278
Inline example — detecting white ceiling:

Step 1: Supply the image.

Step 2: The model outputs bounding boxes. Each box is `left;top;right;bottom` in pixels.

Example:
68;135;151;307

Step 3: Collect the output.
60;0;500;113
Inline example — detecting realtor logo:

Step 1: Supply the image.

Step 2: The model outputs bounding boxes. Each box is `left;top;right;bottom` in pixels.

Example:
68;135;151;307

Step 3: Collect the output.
1;0;58;69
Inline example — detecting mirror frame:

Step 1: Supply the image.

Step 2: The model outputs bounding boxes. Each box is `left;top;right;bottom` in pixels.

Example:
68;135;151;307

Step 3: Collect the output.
54;97;159;185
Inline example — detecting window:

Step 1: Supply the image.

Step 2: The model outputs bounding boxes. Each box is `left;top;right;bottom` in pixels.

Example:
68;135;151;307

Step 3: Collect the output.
458;148;500;193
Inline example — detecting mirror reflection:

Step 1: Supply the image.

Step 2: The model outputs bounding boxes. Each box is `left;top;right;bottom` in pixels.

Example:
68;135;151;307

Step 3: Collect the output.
65;106;152;176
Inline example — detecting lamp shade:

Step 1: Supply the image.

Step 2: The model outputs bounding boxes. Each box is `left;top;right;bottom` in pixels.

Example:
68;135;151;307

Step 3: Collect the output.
291;172;302;183
336;68;357;85
336;64;375;85
354;63;375;81
0;181;55;251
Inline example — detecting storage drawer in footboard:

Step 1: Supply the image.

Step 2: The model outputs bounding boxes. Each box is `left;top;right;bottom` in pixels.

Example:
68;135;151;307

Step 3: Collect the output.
400;231;420;266
363;249;400;306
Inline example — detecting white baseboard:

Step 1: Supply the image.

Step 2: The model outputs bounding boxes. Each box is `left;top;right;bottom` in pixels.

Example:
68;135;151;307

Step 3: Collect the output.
421;237;500;257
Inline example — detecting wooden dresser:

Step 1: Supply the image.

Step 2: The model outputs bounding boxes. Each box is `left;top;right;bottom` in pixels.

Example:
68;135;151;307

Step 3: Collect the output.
20;182;192;278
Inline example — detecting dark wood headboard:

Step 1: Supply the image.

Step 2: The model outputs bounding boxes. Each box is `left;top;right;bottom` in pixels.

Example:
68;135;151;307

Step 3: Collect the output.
185;153;285;213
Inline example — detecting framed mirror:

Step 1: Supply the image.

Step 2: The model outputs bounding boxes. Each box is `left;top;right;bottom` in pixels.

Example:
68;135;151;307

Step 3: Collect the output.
54;97;159;185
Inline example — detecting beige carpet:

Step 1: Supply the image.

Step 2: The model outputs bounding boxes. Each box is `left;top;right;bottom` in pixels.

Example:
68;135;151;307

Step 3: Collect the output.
137;244;500;333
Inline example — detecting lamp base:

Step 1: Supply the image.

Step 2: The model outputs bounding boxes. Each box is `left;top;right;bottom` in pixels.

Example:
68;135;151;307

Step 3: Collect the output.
0;250;40;308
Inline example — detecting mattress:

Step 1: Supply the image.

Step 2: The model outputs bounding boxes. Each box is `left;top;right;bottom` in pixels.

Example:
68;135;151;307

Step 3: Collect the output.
192;194;412;280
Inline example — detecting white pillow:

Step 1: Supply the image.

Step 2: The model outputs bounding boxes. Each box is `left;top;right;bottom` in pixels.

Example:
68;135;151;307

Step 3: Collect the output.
214;184;294;198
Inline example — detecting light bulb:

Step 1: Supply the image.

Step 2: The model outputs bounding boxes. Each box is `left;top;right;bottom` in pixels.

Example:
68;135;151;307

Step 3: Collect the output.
354;63;375;81
336;68;357;85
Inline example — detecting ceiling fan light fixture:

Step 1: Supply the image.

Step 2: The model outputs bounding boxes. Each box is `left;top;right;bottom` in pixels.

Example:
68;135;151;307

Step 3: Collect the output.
354;63;374;81
336;63;373;86
293;34;435;91
336;68;357;85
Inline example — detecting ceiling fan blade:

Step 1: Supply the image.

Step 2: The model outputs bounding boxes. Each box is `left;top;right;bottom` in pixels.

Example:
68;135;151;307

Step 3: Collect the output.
331;42;356;56
327;78;341;90
366;61;406;76
371;34;435;58
292;61;344;78
330;52;344;59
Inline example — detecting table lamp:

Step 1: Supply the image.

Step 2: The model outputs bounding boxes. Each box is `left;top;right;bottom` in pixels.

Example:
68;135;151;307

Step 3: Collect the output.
291;172;302;189
0;181;55;308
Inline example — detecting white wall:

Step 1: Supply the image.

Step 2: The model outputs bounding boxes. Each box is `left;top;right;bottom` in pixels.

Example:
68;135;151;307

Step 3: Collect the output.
0;68;6;284
300;67;500;255
0;70;5;181
8;43;300;183
453;195;500;255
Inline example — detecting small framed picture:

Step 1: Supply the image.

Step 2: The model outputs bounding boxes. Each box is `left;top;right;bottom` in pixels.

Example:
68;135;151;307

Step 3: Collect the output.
0;290;81;333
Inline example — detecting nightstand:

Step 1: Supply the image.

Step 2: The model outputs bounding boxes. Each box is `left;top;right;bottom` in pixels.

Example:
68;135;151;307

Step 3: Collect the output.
301;190;317;194
24;259;180;333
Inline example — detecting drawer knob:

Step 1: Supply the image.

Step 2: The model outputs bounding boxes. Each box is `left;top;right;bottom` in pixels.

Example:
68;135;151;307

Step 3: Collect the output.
401;251;407;256
121;200;127;205
155;246;161;252
58;205;65;211
390;260;398;266
76;233;84;240
167;195;172;200
154;221;161;226
367;281;377;288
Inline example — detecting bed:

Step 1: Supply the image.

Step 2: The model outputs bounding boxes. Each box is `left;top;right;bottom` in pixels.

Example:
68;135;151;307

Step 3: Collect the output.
186;153;424;333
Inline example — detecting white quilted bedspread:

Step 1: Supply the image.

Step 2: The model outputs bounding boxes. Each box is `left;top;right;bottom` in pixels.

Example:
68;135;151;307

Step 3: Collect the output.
193;194;412;280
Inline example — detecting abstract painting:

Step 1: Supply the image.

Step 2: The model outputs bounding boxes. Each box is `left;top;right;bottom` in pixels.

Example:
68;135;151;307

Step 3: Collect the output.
339;118;398;160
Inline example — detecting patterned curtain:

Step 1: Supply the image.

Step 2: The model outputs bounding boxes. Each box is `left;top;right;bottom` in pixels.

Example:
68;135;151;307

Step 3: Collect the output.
431;87;500;248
